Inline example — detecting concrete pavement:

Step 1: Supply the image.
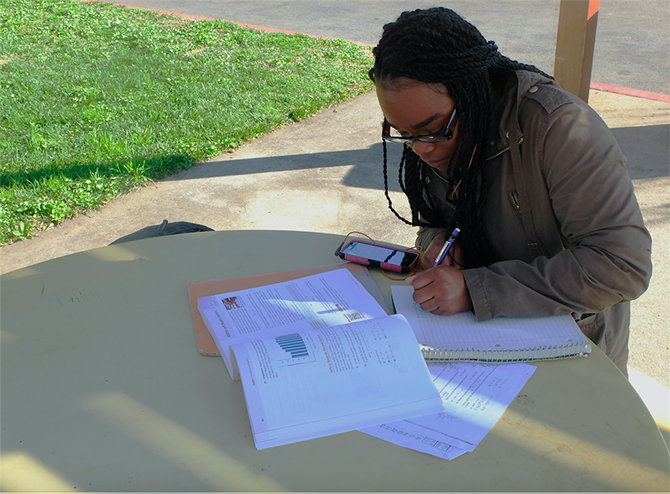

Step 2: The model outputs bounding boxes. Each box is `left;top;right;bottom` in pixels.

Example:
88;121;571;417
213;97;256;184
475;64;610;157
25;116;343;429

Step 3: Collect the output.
1;2;668;442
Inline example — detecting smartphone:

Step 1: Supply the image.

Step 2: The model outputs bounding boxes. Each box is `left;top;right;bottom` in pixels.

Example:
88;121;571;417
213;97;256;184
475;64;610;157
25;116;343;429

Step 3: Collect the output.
336;240;419;273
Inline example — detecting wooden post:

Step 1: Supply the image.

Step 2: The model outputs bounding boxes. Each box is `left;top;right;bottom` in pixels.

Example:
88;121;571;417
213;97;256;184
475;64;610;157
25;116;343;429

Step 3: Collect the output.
554;0;600;103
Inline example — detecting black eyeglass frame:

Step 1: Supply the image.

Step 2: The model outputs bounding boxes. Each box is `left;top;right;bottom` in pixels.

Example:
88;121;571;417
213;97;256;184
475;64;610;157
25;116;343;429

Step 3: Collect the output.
382;107;458;145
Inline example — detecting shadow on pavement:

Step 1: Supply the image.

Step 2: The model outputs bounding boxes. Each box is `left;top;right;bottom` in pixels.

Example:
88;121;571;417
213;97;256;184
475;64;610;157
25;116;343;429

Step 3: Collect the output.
165;123;669;191
613;124;669;180
164;142;406;192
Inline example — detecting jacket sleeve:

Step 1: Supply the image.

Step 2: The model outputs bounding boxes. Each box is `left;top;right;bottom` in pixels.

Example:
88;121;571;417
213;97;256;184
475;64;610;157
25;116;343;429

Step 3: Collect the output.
416;226;448;252
463;91;652;320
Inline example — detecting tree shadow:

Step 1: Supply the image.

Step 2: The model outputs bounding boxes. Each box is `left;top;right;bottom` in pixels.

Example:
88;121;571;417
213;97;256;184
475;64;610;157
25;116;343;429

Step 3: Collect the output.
164;141;407;192
2;124;663;197
165;124;668;191
0;155;194;188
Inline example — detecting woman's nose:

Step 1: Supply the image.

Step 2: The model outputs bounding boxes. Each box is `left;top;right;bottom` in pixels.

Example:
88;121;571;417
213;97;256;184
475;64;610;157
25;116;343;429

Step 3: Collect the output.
411;140;436;156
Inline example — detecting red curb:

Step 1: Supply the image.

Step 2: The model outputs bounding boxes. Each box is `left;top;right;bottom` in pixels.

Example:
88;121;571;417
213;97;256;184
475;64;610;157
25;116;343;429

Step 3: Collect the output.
230;22;374;47
85;0;668;102
589;82;670;103
83;0;373;46
82;0;217;20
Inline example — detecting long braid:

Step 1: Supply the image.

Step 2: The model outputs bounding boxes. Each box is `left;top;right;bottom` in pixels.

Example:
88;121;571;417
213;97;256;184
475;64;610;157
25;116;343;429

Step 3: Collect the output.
382;140;412;225
370;7;548;267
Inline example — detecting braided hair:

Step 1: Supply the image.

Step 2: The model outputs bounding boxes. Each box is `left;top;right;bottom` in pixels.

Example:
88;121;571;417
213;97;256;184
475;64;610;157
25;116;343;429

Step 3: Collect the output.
369;7;550;267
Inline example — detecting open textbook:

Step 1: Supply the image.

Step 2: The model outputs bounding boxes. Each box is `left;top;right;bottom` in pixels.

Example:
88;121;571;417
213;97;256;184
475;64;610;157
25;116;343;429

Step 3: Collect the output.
197;268;443;449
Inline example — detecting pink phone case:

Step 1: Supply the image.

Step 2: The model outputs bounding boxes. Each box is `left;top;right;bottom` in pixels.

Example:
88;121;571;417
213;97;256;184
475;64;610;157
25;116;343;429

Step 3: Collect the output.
337;240;419;273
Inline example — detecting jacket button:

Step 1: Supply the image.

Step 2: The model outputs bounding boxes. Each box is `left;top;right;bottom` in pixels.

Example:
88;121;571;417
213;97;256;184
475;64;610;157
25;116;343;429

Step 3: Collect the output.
528;86;538;93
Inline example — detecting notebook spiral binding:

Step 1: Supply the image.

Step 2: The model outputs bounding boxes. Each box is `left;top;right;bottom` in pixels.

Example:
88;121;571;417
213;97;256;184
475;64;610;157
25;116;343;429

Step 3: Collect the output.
420;342;591;363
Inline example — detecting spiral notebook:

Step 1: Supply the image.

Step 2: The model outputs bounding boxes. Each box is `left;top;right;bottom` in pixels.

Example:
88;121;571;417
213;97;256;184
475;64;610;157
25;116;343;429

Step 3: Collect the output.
392;285;591;363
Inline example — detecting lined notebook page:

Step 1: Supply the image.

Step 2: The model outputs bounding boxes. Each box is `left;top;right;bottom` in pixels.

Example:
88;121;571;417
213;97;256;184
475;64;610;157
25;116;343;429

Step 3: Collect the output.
391;285;591;361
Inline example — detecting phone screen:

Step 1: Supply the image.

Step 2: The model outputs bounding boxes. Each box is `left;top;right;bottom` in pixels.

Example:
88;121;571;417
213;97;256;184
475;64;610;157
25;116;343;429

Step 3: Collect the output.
341;242;418;268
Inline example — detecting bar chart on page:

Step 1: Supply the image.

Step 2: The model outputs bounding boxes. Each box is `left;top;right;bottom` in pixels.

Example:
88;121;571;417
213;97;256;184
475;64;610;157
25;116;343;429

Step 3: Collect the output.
274;333;317;367
276;333;309;358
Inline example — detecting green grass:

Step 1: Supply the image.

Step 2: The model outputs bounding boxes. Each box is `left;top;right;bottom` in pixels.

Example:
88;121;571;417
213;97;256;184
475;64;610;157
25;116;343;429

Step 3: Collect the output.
0;0;373;244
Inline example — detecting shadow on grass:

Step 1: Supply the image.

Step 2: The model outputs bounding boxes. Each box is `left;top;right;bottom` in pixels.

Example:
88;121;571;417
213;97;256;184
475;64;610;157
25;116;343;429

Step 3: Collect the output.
0;154;195;188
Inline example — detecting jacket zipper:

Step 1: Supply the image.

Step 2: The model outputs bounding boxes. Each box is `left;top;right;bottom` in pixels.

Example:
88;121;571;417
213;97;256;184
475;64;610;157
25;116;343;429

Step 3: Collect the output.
486;145;510;161
510;190;522;214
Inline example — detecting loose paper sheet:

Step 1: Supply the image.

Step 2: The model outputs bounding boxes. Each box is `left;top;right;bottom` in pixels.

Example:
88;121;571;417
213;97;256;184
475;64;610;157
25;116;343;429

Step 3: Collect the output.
360;362;536;459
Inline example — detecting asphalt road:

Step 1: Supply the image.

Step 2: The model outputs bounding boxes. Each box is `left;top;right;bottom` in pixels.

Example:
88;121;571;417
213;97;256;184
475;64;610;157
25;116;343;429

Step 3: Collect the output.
104;0;670;95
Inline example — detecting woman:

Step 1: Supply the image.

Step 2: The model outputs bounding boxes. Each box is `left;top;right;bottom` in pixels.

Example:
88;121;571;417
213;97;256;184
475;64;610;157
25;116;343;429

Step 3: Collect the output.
369;7;652;375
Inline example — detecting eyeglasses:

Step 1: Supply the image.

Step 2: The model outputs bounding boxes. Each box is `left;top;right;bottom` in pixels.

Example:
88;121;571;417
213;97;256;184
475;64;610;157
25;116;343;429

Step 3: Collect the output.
382;108;457;145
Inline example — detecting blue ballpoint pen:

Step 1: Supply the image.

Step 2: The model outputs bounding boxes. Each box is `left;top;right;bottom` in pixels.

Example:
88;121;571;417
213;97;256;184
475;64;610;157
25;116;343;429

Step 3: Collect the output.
434;227;461;266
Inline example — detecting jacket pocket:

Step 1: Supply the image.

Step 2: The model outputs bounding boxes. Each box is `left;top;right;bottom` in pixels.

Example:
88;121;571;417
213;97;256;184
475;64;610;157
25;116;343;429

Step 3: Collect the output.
575;313;604;351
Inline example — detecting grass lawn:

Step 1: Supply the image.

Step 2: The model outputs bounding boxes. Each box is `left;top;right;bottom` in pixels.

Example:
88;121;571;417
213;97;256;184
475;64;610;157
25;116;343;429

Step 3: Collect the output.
0;0;373;245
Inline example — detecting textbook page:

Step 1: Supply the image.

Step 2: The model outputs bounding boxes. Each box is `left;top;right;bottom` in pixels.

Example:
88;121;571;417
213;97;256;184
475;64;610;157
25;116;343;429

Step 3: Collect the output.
392;285;590;361
199;268;388;379
360;362;536;459
231;314;444;450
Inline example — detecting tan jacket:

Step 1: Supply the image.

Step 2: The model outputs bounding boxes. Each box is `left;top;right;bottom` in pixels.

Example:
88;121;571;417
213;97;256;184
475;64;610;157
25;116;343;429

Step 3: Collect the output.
416;71;652;374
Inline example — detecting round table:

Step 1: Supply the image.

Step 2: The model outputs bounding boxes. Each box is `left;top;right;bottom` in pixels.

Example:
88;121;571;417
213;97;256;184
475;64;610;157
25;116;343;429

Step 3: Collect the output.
1;230;668;491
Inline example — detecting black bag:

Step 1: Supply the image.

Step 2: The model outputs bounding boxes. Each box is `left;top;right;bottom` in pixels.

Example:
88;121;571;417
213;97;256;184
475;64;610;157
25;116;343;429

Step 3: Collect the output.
110;220;214;245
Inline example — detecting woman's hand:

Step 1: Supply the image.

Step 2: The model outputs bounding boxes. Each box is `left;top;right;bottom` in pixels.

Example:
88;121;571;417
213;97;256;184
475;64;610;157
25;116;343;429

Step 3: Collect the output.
406;265;473;316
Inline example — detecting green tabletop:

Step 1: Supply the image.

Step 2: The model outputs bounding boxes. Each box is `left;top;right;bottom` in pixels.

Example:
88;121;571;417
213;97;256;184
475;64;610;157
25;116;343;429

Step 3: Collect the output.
1;230;668;491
